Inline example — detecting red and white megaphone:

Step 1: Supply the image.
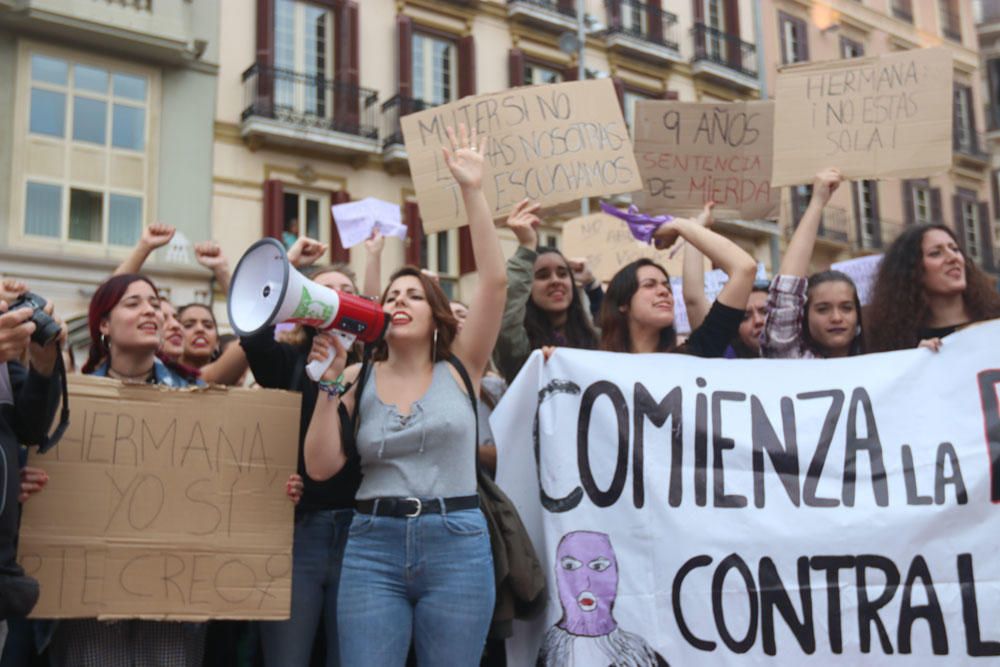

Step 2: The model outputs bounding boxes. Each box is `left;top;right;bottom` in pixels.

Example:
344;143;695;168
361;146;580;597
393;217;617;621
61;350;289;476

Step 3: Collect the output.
228;238;389;380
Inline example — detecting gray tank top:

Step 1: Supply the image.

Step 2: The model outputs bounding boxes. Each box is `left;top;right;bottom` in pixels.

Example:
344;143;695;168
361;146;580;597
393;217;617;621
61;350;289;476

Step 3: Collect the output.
355;362;477;500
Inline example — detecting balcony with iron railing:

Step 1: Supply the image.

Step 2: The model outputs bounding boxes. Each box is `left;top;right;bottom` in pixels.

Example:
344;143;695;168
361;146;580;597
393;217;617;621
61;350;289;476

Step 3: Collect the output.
604;0;682;63
381;94;438;167
690;24;759;91
241;64;380;156
506;0;577;32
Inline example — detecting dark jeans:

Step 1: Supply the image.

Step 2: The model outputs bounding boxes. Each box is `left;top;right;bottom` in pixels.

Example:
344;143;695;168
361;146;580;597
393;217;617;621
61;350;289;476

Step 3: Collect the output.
259;509;352;667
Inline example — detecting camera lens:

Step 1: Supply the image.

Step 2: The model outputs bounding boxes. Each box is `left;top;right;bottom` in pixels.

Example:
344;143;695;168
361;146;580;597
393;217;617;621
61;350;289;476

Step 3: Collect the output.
31;311;61;345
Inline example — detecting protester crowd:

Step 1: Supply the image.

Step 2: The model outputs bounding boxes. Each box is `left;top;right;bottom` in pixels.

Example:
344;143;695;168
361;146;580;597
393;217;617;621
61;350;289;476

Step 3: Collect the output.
0;123;999;667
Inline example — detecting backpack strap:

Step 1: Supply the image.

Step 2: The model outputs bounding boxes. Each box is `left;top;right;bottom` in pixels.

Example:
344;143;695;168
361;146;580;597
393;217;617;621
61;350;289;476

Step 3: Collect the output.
445;355;482;477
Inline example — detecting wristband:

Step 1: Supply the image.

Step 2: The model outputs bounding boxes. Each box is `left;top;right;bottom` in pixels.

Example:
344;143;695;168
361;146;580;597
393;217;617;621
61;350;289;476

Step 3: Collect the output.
318;373;347;398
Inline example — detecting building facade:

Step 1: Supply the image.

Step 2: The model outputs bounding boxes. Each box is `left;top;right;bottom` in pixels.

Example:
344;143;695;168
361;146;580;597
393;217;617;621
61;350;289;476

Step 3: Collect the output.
212;0;767;301
976;0;1000;280
760;0;997;274
0;0;221;331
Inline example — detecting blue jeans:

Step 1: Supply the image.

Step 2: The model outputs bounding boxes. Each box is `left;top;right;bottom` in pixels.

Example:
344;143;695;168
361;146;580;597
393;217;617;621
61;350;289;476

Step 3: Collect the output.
259;509;353;667
337;507;495;666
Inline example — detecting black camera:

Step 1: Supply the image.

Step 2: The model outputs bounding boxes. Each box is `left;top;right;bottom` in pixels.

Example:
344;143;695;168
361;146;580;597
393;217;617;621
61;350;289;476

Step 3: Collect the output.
10;292;61;345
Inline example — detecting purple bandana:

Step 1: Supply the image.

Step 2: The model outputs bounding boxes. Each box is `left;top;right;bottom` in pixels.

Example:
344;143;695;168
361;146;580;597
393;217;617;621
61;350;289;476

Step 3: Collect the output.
600;201;673;245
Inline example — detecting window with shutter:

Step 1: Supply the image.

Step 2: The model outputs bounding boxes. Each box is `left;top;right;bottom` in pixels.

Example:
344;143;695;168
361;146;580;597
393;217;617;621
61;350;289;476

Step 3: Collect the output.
977;202;995;270
778;13;808;65
524;62;563;85
854;181;880;248
329;190;350;262
623;89;653;131
957;191;981;261
273;0;335;119
282;189;330;249
412;33;457;105
939;0;961;41
508;48;525;87
912;186;932;225
404;200;423;267
840;36;863;58
263;179;285;240
704;0;727;62
954;85;973;152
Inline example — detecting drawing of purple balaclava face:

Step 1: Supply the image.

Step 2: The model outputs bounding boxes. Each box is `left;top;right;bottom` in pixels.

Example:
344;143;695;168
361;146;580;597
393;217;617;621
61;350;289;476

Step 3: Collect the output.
555;531;619;637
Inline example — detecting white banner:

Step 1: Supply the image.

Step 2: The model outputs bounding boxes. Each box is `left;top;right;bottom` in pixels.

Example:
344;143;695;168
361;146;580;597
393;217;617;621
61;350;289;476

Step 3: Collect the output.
492;320;1000;665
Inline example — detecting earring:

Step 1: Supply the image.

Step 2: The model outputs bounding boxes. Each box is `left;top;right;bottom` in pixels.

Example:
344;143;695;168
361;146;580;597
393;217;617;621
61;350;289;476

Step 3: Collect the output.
100;334;110;349
432;329;438;364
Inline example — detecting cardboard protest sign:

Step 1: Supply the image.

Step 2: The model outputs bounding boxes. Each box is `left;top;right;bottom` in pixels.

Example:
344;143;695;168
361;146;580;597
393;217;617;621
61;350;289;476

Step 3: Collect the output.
401;79;642;234
772;48;952;186
561;212;679;283
18;375;299;620
633;101;780;220
495;321;1000;664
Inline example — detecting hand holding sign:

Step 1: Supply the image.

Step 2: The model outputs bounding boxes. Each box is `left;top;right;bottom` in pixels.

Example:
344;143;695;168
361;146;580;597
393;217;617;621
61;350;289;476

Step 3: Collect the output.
442;124;487;190
401;79;641;233
772;48;952;186
811;167;844;207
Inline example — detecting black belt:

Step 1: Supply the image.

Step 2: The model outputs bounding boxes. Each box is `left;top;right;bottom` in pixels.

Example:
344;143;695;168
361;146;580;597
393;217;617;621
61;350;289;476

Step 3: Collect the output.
356;495;479;518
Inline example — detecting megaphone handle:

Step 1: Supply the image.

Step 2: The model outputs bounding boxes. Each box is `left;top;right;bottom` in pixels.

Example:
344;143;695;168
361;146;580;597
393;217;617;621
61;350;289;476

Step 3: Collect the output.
305;331;358;383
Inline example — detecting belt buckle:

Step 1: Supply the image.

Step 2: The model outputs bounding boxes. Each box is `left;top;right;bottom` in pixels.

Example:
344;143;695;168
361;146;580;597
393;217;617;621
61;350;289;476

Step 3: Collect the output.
403;497;422;518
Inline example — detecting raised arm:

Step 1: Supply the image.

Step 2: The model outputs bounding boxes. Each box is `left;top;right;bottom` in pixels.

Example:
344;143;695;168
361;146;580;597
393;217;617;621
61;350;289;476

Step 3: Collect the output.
681;202;715;330
287;237;329;270
446;125;507;380
362;229;384;298
114;223;174;275
778;168;843;278
654;217;756;311
194;241;232;294
492;200;541;382
303;334;354;480
199;341;249;385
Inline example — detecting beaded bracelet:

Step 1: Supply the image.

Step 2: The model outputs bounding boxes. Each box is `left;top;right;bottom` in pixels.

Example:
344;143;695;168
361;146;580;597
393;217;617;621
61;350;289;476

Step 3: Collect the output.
318;373;347;398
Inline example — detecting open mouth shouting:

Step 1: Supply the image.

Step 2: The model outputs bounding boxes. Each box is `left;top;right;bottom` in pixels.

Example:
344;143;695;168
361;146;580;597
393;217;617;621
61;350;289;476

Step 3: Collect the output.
391;311;413;326
138;320;159;335
190;334;211;348
576;591;597;612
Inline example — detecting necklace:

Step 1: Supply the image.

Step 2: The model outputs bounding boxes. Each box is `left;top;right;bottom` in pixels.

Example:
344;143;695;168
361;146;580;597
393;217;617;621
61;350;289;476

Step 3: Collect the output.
107;365;154;384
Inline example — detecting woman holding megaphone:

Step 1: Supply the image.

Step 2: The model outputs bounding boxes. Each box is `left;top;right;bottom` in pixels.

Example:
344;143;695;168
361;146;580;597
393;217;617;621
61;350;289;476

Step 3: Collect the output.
304;124;506;664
